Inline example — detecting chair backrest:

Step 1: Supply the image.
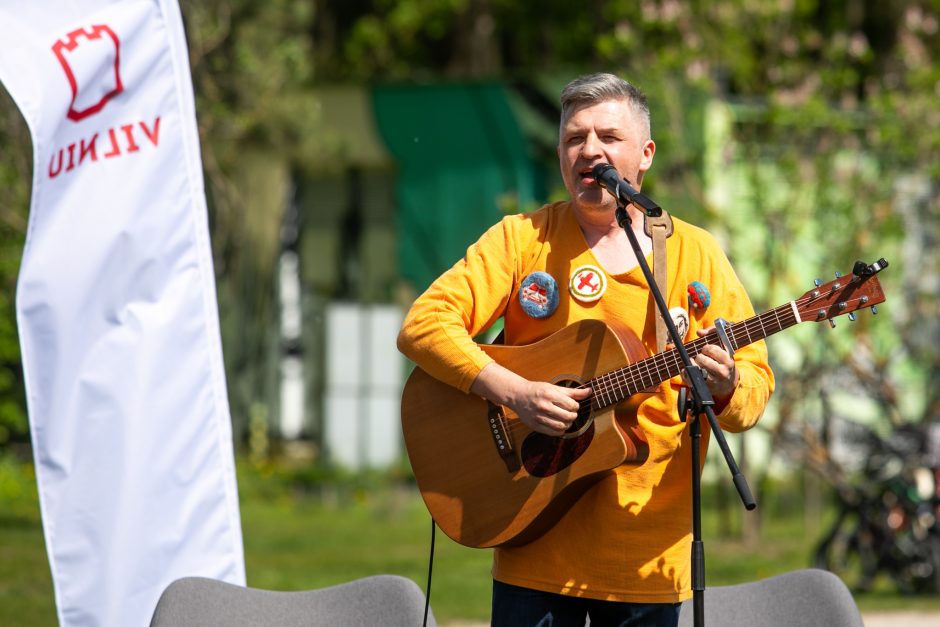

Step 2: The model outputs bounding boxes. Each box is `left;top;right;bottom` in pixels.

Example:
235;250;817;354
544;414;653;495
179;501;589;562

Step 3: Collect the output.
678;569;863;627
150;574;436;627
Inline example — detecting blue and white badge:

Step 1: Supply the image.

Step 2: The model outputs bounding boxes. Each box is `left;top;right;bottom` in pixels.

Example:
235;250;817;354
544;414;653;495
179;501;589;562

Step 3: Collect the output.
518;271;559;319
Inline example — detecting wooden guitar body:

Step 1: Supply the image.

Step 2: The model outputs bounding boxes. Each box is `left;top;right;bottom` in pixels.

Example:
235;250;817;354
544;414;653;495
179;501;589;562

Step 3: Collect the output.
401;320;649;548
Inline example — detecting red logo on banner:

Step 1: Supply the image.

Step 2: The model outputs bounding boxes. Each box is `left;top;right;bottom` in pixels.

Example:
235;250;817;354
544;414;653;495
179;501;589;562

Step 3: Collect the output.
52;25;124;122
46;22;163;180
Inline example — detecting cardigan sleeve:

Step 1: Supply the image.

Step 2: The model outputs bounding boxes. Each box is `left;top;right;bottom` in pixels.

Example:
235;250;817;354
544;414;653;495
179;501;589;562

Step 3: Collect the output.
694;234;775;433
397;214;531;393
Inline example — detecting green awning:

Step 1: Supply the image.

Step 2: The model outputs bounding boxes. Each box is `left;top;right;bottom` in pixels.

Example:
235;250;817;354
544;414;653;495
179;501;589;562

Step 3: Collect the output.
372;83;540;291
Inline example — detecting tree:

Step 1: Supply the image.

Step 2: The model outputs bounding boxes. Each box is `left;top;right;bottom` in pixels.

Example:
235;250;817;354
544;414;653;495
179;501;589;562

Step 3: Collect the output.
183;1;319;440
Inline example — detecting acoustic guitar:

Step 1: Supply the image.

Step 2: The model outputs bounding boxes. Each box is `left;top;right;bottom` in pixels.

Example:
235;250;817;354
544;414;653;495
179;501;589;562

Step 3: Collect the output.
401;259;888;548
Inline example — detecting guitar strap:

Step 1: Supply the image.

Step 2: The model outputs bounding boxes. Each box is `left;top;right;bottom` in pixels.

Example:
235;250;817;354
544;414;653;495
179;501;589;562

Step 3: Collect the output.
644;210;674;353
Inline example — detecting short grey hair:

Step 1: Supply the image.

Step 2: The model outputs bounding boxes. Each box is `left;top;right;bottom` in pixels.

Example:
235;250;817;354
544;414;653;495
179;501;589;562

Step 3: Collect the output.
559;73;651;138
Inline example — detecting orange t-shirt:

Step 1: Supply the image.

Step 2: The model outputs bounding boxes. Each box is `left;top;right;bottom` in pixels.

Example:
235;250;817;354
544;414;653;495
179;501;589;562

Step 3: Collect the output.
398;201;774;602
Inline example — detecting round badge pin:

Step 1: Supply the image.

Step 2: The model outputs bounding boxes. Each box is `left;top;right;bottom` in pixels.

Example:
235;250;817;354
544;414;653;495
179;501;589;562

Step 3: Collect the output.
518;272;560;319
669;306;690;341
569;265;607;303
687;281;711;310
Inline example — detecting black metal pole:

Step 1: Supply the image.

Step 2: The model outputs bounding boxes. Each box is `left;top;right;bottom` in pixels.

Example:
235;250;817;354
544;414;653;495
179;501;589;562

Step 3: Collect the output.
689;400;705;626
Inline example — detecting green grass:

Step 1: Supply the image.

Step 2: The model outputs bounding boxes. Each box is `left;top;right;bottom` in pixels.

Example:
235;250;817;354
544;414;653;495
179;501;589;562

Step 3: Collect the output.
0;458;58;626
239;485;493;622
2;459;940;625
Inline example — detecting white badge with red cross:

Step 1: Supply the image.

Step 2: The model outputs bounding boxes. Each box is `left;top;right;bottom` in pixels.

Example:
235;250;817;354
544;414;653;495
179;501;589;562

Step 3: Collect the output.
569;265;607;303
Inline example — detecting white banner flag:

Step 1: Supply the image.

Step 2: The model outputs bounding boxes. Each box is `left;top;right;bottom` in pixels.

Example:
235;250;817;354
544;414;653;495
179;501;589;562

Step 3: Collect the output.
0;1;245;625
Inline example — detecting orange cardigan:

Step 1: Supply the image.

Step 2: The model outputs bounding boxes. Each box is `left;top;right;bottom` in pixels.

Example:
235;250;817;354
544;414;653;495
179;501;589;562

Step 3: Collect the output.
398;201;774;602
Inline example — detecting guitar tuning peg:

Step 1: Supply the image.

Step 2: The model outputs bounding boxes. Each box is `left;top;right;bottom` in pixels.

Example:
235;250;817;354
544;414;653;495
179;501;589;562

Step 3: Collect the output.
870;305;878;315
814;278;822;287
828;319;836;328
848;312;857;322
835;271;842;278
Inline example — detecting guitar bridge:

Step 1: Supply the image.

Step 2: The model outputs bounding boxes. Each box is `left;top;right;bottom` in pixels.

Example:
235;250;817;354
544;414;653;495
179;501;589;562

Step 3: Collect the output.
487;401;520;473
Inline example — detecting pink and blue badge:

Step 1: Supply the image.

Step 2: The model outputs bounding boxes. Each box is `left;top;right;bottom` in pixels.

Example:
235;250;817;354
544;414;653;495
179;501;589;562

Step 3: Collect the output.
687;281;711;310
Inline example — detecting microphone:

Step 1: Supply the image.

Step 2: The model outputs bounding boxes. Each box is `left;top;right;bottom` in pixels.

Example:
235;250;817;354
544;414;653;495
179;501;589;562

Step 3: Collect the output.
591;163;662;217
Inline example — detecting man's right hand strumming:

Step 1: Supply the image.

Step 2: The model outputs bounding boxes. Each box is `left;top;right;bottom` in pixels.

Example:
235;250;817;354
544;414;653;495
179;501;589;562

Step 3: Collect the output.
471;362;593;437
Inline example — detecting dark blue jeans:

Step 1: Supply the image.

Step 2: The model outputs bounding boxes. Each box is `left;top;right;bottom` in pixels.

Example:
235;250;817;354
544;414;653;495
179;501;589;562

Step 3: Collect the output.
491;580;681;627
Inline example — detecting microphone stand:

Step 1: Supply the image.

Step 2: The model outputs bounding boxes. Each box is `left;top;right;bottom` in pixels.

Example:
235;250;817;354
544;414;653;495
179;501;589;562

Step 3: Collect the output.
613;201;756;627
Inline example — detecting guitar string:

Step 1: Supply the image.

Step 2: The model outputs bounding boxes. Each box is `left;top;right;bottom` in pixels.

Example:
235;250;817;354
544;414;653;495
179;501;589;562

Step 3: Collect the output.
504;305;796;436
582;284;856;409
500;308;788;440
584;308;785;405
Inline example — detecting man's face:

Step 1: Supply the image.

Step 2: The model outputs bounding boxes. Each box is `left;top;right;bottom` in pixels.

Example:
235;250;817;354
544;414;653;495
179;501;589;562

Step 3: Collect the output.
557;99;655;215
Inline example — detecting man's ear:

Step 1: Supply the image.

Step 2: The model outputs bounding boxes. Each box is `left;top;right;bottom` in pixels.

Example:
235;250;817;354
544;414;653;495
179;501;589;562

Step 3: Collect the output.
640;139;656;172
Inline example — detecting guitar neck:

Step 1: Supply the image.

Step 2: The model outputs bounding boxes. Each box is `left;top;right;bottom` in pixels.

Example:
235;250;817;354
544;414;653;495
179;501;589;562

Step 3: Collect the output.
588;302;798;410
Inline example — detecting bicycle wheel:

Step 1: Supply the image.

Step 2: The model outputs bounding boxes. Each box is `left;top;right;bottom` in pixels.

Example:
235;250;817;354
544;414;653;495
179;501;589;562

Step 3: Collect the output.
814;511;878;592
906;534;940;594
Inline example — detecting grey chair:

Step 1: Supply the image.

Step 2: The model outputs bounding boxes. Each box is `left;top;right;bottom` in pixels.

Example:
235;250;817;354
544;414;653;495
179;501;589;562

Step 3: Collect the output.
150;574;437;627
678;568;863;627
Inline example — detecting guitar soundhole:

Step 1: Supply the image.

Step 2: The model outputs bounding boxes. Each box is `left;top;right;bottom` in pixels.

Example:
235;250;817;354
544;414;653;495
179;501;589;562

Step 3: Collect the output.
521;378;594;478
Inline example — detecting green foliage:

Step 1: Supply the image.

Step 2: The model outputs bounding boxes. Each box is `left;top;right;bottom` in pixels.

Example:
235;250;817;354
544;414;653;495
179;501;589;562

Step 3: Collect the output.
186;1;316;156
339;0;470;78
0;289;26;445
0;452;38;514
0;89;29;446
182;2;322;438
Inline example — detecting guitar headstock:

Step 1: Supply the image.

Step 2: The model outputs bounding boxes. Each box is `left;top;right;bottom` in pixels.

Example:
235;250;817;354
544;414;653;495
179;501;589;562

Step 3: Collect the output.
795;258;888;327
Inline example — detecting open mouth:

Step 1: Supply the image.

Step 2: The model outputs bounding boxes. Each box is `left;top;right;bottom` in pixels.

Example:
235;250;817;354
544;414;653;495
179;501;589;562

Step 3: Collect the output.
579;167;597;185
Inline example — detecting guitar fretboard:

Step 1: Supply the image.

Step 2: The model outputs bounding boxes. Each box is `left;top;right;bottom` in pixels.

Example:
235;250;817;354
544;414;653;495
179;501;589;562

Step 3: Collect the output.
586;303;798;410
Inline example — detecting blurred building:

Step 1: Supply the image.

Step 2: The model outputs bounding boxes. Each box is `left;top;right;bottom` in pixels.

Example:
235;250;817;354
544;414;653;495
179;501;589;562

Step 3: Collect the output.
269;81;562;469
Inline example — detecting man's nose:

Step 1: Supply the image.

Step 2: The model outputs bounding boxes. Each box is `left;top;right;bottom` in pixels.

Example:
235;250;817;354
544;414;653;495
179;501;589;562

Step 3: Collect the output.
580;132;603;159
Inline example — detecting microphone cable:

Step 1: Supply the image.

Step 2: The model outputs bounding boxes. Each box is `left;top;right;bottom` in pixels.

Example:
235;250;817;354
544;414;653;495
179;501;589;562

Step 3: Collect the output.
422;517;436;627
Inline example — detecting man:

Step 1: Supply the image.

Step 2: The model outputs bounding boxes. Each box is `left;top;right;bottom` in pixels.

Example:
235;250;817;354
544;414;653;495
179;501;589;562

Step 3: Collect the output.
397;73;774;626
